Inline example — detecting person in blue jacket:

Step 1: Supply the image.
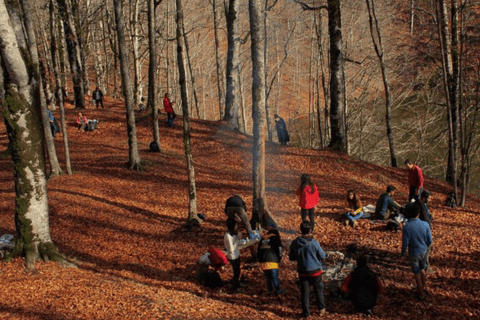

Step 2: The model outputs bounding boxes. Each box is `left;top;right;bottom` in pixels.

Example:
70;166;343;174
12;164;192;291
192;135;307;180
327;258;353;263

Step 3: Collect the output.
289;222;327;318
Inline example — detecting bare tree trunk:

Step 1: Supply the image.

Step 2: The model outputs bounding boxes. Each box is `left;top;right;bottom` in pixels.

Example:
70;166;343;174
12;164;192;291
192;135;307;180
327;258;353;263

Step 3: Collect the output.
21;0;63;178
130;0;141;107
50;0;72;175
0;0;71;271
366;0;397;167
148;0;162;151
249;0;276;228
327;0;346;152
57;0;85;109
212;0;225;119
113;0;142;171
224;0;241;129
175;0;201;226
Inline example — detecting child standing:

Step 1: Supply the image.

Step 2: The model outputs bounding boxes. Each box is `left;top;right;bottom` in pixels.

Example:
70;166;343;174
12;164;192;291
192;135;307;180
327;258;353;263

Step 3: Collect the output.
296;174;320;232
257;228;285;296
224;218;242;291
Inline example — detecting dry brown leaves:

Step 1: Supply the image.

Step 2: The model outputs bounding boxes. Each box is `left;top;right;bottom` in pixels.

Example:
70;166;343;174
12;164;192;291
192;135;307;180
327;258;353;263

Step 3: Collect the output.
0;100;479;319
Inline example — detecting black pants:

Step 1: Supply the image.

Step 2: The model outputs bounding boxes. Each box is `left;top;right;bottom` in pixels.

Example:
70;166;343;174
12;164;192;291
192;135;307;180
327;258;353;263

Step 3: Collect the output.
95;99;104;109
229;258;241;289
299;274;325;316
301;208;315;231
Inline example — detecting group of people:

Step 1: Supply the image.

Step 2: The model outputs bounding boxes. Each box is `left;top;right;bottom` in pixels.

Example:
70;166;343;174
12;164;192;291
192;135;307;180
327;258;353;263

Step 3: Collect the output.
215;161;433;317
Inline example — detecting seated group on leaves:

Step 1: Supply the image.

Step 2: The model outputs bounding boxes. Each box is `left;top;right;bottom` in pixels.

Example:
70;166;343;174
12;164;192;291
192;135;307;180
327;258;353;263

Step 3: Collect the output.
76;112;99;133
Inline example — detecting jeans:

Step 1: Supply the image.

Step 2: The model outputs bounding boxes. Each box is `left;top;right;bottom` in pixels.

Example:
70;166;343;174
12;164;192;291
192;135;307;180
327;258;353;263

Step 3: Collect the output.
301;208;315;231
264;269;280;294
229;258;241;288
167;112;174;127
409;186;423;203
344;211;364;222
299;274;325;316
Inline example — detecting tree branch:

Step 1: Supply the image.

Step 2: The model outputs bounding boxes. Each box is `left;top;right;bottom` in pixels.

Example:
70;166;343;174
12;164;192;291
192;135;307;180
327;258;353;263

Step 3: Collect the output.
292;0;327;11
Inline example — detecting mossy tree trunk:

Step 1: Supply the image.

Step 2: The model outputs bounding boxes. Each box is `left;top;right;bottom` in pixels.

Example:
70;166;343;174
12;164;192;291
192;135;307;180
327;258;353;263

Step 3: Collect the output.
0;0;71;271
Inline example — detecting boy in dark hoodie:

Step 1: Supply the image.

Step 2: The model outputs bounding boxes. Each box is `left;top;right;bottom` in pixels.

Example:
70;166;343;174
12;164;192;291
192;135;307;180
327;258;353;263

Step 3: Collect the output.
289;222;327;318
257;228;285;296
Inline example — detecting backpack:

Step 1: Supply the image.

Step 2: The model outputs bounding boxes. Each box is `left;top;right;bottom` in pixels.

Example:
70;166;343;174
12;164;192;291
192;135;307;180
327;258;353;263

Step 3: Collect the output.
149;141;160;152
386;220;400;232
207;247;228;266
205;270;223;288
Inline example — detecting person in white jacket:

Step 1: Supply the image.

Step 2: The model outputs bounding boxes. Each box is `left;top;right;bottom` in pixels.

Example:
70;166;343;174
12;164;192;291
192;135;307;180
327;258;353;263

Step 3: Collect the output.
224;218;242;290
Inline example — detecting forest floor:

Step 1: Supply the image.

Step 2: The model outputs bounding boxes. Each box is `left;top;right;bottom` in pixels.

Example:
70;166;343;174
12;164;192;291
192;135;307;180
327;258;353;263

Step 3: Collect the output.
0;98;479;320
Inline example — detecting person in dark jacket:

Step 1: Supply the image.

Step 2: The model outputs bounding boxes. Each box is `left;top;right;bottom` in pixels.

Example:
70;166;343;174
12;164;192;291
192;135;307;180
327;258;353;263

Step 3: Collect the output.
417;190;433;272
340;256;385;315
274;114;289;145
257;228;285;296
374;185;402;220
225;195;253;235
92;86;104;109
289;222;327;318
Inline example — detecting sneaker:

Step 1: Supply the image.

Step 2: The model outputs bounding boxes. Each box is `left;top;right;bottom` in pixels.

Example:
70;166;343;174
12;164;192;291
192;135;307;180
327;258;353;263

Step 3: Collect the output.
275;289;287;296
365;309;373;317
318;308;326;315
301;312;310;318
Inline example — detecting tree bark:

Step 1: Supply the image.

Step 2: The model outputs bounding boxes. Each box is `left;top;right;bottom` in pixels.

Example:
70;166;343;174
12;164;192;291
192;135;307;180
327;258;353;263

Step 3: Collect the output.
175;0;201;226
211;0;225;120
327;0;346;153
0;0;71;271
113;0;142;170
249;0;276;228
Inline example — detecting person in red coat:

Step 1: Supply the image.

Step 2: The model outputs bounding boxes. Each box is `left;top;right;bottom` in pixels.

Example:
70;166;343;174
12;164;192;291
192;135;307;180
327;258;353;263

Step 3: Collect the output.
296;174;320;232
163;92;176;127
405;159;424;203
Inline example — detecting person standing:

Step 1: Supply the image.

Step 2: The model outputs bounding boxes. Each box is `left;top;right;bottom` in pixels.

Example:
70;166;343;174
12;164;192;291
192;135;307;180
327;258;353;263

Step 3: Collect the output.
296;174;320;232
257;228;285;296
163;92;176;127
274;114;289;145
224;195;253;236
47;105;56;137
224;218;242;291
92;86;104;109
405;159;424;203
401;203;433;301
289;222;327;318
416;190;434;273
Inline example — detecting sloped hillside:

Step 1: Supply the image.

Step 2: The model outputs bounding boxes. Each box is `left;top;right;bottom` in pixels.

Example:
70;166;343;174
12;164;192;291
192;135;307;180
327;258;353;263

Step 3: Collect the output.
0;99;479;319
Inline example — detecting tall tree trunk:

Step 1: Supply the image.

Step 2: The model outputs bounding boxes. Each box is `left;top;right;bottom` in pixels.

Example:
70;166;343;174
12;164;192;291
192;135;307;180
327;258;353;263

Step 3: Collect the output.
249;0;276;228
0;0;71;271
212;0;225;120
113;0;142;170
327;0;346;153
57;0;85;109
175;0;201;225
224;0;240;128
148;0;162;151
130;0;141;107
50;0;72;175
366;0;397;167
21;0;63;178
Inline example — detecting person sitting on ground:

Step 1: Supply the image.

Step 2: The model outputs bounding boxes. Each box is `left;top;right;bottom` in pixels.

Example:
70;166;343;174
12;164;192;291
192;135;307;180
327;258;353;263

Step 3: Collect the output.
289;222;327;318
405;159;424;203
343;190;370;227
76;112;88;133
296;174;320;232
224;218;242;291
374;185;402;220
257;228;285;296
225;195;253;236
401;202;433;301
340;255;385;316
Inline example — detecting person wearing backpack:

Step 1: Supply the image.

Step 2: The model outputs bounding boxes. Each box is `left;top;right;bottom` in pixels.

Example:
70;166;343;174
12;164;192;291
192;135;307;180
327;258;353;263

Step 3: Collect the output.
257;228;285;296
289;222;327;318
296;174;320;232
224;218;242;291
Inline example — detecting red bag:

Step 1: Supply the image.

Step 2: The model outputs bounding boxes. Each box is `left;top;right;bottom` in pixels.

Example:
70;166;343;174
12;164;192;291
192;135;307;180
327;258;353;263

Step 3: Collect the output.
208;247;228;266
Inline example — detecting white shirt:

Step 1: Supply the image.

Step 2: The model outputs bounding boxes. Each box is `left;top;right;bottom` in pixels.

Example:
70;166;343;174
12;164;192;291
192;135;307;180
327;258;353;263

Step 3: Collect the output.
224;232;240;260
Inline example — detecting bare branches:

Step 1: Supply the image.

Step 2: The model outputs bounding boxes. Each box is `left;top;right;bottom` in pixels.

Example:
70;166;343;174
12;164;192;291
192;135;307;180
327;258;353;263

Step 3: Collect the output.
292;0;327;11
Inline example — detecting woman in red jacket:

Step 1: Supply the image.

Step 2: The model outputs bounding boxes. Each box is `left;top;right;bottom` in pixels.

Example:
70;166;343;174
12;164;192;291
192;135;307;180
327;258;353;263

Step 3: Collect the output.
296;174;320;232
163;92;176;127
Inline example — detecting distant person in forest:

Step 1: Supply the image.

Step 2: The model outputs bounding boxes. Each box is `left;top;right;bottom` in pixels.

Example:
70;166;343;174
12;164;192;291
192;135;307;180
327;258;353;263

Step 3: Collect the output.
92;86;104;109
340;255;384;315
47;105;59;138
343;190;369;227
224;195;253;236
163;92;176;127
274;114;289;145
76;112;88;133
374;185;402;220
405;159;424;203
289;222;327;318
401;203;433;301
139;97;146;112
296;174;320;232
257;228;285;296
224;218;242;291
